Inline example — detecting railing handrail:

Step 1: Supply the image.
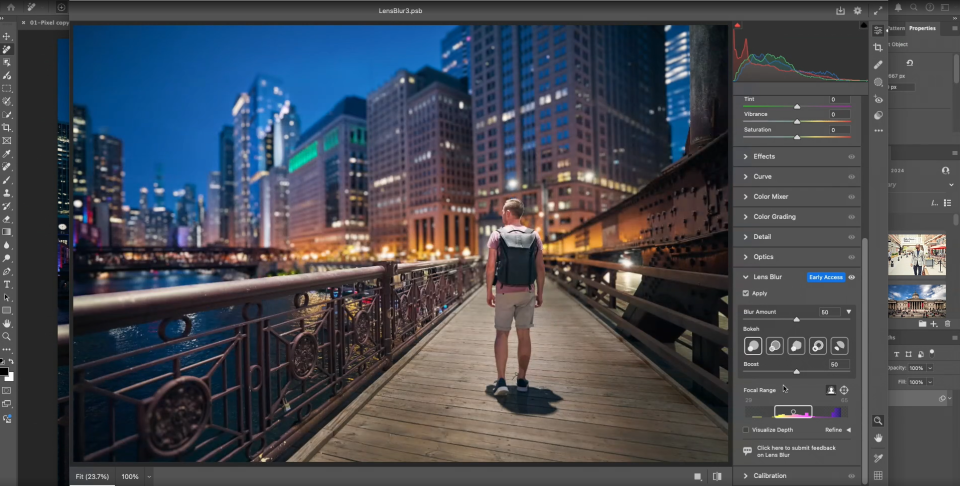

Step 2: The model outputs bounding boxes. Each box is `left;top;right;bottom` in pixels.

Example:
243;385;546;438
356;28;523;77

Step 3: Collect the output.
71;258;475;336
398;256;479;274
545;257;728;290
548;264;728;346
72;265;386;334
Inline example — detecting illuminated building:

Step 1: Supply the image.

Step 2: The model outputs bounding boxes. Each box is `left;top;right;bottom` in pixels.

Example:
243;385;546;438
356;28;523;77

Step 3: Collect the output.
93;134;125;246
218;126;234;244
232;75;288;247
665;25;691;162
441;26;471;91
288;96;369;256
57;122;70;245
368;68;474;259
71;105;96;244
470;25;670;245
205;171;221;246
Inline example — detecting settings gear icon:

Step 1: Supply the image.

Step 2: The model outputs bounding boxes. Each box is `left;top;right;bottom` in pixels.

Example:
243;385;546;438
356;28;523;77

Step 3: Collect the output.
853;6;862;15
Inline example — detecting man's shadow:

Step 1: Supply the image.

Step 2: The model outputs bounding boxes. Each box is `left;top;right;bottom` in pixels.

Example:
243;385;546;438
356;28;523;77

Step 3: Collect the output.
484;385;563;415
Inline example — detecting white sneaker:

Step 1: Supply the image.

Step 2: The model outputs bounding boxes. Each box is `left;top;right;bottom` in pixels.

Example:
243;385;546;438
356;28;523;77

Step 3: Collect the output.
493;378;509;396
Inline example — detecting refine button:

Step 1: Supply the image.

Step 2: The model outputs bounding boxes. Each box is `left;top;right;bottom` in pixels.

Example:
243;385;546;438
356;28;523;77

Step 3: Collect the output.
807;272;846;282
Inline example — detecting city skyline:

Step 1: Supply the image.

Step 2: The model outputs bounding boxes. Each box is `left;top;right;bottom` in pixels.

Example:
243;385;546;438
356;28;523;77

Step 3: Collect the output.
73;25;683;253
73;25;456;207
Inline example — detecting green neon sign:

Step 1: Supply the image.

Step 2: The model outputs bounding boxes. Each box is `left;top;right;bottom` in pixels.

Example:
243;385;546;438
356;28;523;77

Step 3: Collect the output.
289;141;318;173
324;129;340;152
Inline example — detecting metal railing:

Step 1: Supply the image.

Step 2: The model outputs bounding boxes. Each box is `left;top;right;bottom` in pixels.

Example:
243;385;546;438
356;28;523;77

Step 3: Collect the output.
545;257;729;403
58;257;484;464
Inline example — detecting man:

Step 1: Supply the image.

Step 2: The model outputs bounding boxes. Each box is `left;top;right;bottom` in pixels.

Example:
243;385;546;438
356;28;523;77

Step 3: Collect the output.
485;198;545;397
912;247;923;276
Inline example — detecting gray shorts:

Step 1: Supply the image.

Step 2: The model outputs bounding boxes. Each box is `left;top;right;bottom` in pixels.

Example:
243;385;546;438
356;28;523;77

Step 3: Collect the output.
494;291;536;331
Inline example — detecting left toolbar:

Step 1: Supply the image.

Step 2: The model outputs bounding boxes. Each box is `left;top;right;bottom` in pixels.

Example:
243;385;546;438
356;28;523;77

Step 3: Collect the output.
0;20;14;486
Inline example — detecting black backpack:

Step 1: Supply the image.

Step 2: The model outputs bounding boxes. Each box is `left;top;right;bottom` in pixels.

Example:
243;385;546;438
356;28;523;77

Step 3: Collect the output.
493;227;539;288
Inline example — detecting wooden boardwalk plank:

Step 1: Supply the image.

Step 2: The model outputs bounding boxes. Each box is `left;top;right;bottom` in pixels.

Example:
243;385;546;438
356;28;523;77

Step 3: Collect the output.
380;382;716;426
389;375;706;415
348;414;646;463
358;404;725;463
300;279;729;463
366;395;728;454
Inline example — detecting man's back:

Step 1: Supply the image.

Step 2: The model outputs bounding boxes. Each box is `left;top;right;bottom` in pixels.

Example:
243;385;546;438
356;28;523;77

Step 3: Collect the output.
488;224;543;293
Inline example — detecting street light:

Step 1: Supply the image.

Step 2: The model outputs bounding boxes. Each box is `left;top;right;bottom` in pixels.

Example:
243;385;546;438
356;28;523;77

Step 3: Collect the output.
507;179;518;190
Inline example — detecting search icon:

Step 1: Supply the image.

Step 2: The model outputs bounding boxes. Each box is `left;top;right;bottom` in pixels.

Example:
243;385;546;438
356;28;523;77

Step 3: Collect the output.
1;332;8;341
872;415;885;426
910;3;918;9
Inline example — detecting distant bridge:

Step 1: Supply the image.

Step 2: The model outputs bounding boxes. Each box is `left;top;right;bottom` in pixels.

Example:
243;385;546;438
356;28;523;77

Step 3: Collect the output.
72;247;382;274
74;247;296;273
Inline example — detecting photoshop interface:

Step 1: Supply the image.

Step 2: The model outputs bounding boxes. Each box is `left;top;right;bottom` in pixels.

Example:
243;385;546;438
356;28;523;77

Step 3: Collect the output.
0;1;949;485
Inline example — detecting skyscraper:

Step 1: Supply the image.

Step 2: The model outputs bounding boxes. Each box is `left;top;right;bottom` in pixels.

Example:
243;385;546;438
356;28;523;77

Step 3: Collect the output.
218;126;235;245
124;205;146;247
146;167;172;247
368;67;474;259
71;105;94;224
232;75;288;247
260;101;300;248
93;134;125;246
275;100;301;166
289;96;369;256
183;183;201;247
263;165;290;249
441;26;471;90
665;25;691;162
470;25;670;245
129;186;150;247
205;171;221;246
57;122;70;246
171;184;201;247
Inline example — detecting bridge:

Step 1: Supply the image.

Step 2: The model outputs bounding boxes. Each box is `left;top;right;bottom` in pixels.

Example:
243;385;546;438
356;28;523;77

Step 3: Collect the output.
59;136;730;467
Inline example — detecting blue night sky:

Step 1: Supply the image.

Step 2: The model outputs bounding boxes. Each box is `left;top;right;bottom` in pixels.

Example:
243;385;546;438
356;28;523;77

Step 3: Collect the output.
58;39;68;122
73;25;454;208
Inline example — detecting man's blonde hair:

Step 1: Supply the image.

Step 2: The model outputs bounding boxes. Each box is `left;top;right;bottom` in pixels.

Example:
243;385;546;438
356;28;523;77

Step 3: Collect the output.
503;198;524;219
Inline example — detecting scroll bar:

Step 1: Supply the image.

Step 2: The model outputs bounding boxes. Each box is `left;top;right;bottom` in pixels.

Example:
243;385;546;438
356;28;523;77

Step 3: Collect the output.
861;237;868;485
954;55;960;131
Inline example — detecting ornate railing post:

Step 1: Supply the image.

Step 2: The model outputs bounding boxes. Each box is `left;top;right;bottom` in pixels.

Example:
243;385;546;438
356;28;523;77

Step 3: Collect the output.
608;269;618;309
586;265;598;301
456;256;465;303
376;260;396;359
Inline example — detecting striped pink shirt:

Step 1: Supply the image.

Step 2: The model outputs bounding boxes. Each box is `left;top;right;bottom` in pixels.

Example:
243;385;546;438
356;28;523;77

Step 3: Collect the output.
488;225;543;293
